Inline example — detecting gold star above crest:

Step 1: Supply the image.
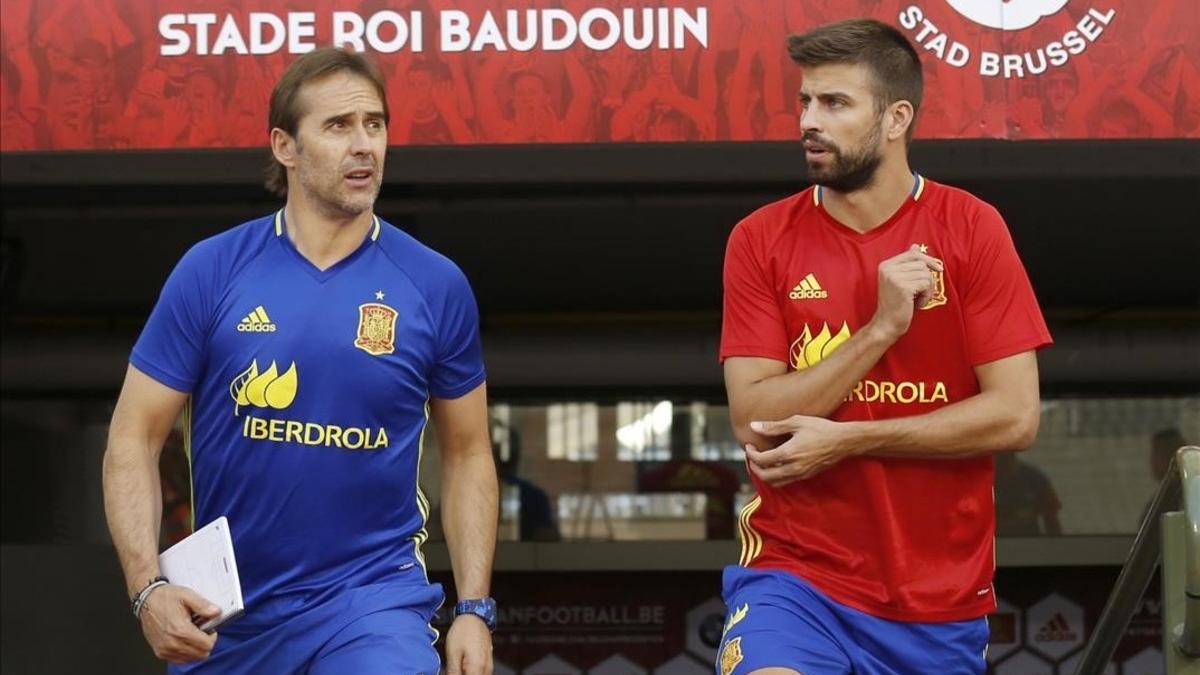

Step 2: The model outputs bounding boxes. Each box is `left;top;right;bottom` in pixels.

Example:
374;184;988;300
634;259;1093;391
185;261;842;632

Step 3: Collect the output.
375;290;385;300
918;244;929;253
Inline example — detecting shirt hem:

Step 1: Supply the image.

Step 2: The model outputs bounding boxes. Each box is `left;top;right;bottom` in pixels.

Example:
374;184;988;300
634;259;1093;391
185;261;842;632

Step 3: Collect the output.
129;353;193;393
718;347;789;365
970;334;1053;367
430;370;487;400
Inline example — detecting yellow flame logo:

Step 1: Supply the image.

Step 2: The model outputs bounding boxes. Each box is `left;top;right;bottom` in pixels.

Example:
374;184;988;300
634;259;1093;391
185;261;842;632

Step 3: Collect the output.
790;321;851;370
723;604;749;637
229;359;298;415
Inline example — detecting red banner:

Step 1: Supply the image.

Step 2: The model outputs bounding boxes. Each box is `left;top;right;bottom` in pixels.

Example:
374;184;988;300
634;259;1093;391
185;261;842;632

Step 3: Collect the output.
1;0;1197;151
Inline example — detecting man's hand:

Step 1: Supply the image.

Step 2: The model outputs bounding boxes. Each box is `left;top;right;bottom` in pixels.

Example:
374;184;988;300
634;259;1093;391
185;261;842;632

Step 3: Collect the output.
870;244;943;340
138;585;220;664
744;416;860;487
445;614;493;675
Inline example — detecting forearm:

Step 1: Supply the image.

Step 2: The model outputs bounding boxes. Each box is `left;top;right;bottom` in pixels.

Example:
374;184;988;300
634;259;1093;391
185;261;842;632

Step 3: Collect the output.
731;322;895;443
846;387;1040;460
103;438;165;596
441;448;498;599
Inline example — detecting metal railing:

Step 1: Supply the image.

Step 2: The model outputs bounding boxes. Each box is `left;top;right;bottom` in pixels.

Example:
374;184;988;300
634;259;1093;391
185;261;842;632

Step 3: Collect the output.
1072;445;1199;675
1176;446;1200;658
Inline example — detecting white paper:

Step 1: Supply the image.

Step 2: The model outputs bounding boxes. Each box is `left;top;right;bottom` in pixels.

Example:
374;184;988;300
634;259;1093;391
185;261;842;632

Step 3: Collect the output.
158;516;244;632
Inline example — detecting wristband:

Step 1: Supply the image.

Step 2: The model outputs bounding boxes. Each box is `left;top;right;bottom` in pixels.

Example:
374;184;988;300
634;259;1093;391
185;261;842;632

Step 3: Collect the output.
131;576;170;619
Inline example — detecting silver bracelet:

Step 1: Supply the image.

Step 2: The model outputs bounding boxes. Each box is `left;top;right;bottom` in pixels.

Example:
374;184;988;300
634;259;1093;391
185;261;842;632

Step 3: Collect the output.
131;579;170;619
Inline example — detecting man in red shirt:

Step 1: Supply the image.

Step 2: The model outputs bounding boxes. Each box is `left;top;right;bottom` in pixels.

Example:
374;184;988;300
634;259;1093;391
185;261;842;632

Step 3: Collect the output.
717;18;1051;675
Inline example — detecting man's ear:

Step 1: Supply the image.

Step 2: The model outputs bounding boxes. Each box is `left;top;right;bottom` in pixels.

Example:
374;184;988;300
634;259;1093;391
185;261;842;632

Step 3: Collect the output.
271;128;298;169
886;100;915;142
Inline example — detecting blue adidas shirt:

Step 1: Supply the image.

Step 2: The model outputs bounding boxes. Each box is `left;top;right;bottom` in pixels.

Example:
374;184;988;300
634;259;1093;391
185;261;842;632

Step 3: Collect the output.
132;211;485;632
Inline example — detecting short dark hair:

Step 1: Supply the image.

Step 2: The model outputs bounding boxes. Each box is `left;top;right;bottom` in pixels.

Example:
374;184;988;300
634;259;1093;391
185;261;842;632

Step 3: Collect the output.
787;18;923;141
265;47;390;197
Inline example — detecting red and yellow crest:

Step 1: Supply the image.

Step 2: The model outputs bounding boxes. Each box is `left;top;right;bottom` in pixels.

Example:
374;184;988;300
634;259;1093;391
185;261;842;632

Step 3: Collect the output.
719;636;744;675
916;245;947;310
354;303;398;356
921;267;948;310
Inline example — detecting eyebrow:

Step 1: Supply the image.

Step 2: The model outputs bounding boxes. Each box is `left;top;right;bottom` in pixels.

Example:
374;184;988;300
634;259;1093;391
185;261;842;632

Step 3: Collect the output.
799;90;854;100
321;111;388;126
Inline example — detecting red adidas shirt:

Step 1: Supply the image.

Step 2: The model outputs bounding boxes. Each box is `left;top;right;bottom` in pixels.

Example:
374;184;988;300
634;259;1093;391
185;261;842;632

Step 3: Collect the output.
720;176;1052;622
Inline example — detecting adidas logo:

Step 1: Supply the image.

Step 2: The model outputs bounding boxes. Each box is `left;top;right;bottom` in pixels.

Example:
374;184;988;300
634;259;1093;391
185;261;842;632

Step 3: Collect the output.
237;306;277;333
789;274;828;300
1034;613;1078;642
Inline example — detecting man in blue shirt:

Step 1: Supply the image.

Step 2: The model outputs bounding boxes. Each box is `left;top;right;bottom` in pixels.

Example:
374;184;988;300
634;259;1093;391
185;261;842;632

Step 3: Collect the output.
103;47;497;675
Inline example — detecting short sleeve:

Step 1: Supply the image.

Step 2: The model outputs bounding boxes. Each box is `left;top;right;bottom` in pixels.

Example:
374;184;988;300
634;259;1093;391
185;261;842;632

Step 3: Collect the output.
130;246;215;392
430;264;486;399
960;205;1053;365
719;219;789;363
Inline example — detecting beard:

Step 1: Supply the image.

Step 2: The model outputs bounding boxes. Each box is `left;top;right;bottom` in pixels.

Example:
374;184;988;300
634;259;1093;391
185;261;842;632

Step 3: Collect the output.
295;145;380;219
803;120;884;193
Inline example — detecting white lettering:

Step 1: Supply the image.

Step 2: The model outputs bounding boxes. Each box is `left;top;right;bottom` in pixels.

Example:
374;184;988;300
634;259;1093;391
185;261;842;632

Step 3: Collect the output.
946;42;969;68
915;18;939;43
159;14;190;56
1063;30;1087;55
506;9;538;51
441;10;471;52
1076;15;1101;42
1090;7;1116;25
623;8;654;50
191;14;217;56
250;13;286;54
1003;53;1025;79
899;5;924;30
333;11;366;52
1024;49;1048;75
366;11;410;53
673;7;706;49
925;33;948;59
212;14;247;55
580;8;621;51
471;11;507;52
1046;41;1069;67
543;9;578;51
980;51;1000;76
288;12;315;54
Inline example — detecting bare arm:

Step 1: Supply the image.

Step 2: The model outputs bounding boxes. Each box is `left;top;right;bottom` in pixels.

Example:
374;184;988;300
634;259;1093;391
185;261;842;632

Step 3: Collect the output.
725;245;944;451
746;351;1042;486
103;365;218;663
433;383;496;675
843;350;1041;457
104;365;187;596
433;382;497;599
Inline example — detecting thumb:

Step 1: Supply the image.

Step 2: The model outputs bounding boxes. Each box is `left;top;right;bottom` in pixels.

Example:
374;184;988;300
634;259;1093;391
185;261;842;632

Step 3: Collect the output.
178;588;221;618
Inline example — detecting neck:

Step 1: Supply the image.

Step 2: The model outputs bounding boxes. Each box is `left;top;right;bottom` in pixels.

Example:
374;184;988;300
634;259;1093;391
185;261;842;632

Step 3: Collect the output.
283;192;374;271
820;153;915;234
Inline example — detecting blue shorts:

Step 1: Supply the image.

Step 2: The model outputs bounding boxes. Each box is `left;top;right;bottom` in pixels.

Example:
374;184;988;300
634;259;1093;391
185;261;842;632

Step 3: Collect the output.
716;566;988;675
171;580;443;675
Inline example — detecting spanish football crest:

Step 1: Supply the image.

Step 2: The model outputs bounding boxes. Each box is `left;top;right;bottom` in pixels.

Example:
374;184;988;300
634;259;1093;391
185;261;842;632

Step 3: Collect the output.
355;303;398;356
719;636;744;675
921;268;948;309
